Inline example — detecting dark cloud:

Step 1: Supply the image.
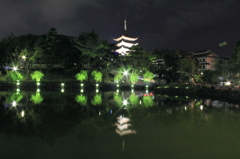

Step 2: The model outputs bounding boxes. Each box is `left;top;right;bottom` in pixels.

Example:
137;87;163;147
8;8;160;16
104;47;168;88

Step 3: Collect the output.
0;0;240;56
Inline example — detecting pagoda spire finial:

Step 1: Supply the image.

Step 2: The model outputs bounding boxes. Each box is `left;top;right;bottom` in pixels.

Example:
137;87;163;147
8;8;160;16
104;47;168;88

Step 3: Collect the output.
124;18;127;31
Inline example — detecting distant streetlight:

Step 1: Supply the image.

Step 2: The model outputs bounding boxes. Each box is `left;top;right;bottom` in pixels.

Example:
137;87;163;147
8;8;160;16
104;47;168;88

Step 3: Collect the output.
22;55;26;60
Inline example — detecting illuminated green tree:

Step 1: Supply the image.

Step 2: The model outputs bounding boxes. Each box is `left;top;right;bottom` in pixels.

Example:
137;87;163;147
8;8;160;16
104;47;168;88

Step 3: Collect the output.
91;94;102;106
92;70;102;83
30;92;44;104
6;71;23;82
75;94;87;106
130;73;139;84
143;70;154;84
76;70;88;82
114;74;122;83
30;71;44;83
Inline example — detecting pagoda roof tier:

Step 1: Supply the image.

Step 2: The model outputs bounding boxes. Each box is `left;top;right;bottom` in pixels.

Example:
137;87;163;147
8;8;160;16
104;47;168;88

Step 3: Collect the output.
116;40;138;48
113;35;138;41
115;46;130;55
115;45;132;49
118;38;138;43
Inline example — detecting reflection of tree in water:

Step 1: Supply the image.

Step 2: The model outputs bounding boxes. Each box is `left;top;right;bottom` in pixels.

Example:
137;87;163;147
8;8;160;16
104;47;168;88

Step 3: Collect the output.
75;94;87;106
5;92;23;103
129;93;139;106
2;91;240;147
91;94;102;106
142;96;154;107
30;92;44;104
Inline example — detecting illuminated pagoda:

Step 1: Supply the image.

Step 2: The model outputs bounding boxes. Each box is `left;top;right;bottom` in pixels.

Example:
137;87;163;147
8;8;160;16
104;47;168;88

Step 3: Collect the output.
113;19;138;55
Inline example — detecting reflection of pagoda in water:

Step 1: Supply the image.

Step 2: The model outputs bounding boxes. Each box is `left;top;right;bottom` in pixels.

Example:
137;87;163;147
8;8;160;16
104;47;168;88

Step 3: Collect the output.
115;115;136;136
113;19;138;55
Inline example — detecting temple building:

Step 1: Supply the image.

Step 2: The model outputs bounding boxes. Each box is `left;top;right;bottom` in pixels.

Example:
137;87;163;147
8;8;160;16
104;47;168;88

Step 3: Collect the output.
113;19;138;55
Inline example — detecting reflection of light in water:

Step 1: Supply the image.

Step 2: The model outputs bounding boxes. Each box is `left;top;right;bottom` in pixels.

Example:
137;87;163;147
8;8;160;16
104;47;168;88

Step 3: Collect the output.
61;89;64;93
116;89;119;93
200;105;203;110
81;89;84;93
99;111;101;116
115;116;136;136
131;89;134;93
140;100;142;105
184;106;187;110
21;110;24;117
96;89;99;93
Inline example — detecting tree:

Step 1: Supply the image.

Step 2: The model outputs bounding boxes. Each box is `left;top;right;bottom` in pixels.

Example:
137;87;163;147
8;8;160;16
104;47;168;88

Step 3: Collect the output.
30;71;44;83
179;53;198;83
0;34;19;73
91;70;102;83
40;28;61;69
75;30;110;73
114;74;122;83
143;70;154;84
130;72;139;84
125;45;151;72
76;70;88;83
6;71;24;82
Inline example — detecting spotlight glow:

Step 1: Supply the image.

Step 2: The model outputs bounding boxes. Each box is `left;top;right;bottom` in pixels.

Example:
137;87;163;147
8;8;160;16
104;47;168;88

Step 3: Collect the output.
12;101;17;107
123;100;128;105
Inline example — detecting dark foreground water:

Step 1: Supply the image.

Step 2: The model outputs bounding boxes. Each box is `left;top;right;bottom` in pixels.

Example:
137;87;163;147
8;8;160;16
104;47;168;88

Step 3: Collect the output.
1;89;240;159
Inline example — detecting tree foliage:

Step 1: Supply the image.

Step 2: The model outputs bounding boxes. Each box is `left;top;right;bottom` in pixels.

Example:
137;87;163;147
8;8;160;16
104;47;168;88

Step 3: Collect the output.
30;71;44;83
143;70;154;83
130;72;139;84
91;70;102;83
6;71;23;82
76;70;88;82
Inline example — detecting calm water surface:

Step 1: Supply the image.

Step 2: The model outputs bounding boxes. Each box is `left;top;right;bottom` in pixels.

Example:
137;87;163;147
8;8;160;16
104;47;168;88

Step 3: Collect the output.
0;89;240;159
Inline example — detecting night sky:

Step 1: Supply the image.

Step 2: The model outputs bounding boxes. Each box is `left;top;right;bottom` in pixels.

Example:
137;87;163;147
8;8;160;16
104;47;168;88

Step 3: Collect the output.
1;0;240;57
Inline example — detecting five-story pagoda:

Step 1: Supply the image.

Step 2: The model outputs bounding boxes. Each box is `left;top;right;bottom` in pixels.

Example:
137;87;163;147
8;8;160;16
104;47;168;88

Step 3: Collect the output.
113;19;138;55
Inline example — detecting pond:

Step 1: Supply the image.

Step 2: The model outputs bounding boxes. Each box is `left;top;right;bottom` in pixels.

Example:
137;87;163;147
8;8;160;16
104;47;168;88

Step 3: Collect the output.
0;88;240;159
